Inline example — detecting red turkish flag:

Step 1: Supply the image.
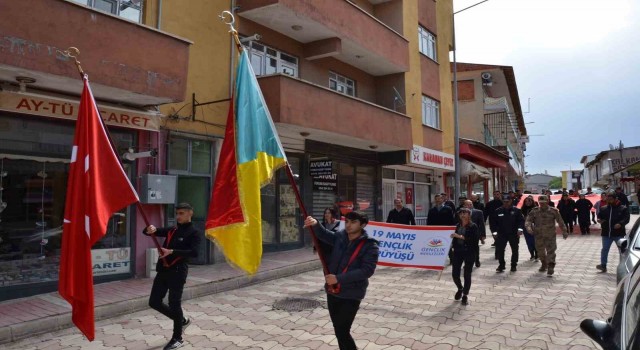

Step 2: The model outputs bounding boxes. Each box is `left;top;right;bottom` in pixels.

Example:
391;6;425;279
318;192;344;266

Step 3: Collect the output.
58;76;139;341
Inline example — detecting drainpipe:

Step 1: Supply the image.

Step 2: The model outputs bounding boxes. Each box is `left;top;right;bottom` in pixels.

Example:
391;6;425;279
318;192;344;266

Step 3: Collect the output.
156;0;162;29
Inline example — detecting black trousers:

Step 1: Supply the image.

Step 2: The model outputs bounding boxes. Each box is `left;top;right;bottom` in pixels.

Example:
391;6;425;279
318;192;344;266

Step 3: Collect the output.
451;251;475;295
495;234;519;267
149;266;188;340
562;215;574;232
327;294;361;350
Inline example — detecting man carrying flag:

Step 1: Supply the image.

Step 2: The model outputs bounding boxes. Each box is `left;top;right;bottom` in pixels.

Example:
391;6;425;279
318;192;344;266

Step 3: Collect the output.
58;76;139;341
205;48;287;275
144;202;200;350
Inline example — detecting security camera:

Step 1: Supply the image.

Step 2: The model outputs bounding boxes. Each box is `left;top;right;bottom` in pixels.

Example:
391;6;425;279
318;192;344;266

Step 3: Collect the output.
122;149;158;161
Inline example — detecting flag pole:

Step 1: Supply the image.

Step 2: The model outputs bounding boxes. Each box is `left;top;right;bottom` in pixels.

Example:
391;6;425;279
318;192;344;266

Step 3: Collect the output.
283;163;331;276
59;47;168;267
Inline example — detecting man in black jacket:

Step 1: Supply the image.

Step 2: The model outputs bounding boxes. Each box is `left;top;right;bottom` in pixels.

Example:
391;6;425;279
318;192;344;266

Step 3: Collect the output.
386;198;416;225
596;193;630;272
470;194;485;212
304;211;379;350
427;194;455;226
484;191;503;248
490;195;525;272
144;203;201;350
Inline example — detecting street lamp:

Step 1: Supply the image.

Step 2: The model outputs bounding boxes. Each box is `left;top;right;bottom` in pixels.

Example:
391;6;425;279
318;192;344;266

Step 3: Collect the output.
453;0;489;202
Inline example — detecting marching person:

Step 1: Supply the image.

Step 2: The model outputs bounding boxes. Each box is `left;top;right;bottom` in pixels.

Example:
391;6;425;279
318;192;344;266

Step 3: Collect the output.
545;190;556;208
557;193;576;234
304;211;379;350
144;203;201;350
525;195;568;276
521;196;538;261
596;192;630;273
463;200;485;267
450;208;479;306
484;190;504;249
316;207;340;261
575;194;594;235
386;198;416;225
470;194;485;212
490;194;525;272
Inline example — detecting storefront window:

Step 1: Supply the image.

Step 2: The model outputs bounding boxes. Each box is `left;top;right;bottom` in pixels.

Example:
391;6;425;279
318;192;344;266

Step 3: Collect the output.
168;138;189;171
191;140;211;174
261;179;276;244
0;115;134;292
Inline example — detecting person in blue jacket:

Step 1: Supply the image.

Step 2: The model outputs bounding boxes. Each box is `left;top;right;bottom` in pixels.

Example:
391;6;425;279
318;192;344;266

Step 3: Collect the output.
304;211;379;350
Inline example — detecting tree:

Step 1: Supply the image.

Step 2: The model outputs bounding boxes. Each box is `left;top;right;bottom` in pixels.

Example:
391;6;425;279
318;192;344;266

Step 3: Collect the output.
548;176;562;189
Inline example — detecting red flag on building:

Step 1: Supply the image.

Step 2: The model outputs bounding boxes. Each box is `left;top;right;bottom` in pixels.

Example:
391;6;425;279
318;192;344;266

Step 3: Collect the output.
58;76;139;341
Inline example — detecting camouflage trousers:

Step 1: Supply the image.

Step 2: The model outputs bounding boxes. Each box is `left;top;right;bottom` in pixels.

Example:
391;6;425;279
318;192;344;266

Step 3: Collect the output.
534;231;557;265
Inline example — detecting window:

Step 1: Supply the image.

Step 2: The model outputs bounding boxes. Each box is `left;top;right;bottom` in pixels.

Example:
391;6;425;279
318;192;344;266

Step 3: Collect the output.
418;26;437;61
329;72;356;97
422;95;440;128
168;138;212;174
70;0;143;22
249;42;298;77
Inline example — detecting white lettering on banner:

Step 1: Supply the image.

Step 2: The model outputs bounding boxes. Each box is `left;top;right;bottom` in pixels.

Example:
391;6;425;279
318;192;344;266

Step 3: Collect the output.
337;220;455;270
91;248;131;276
410;145;455;171
0;90;162;131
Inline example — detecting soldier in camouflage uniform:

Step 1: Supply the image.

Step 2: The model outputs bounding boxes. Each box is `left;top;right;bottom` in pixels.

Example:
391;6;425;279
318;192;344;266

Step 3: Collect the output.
524;195;568;276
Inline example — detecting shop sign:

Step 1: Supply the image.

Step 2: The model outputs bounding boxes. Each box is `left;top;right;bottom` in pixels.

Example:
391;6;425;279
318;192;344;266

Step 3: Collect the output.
410;145;455;171
92;247;131;276
309;160;333;177
0;90;162;131
313;173;337;192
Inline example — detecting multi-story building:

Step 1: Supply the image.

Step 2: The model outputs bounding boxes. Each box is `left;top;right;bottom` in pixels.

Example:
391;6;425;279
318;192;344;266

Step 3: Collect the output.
0;0;457;300
581;145;640;192
453;63;528;199
524;173;556;193
0;0;190;300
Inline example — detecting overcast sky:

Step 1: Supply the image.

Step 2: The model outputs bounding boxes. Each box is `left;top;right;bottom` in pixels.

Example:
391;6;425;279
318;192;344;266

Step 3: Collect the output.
453;0;640;177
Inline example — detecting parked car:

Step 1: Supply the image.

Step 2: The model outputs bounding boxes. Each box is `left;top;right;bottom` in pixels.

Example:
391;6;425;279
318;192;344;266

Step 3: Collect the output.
616;217;640;283
581;261;640;349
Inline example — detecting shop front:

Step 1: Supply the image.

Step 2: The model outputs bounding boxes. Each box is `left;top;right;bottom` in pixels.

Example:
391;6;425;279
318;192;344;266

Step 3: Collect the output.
0;90;163;301
379;145;453;224
459;139;509;202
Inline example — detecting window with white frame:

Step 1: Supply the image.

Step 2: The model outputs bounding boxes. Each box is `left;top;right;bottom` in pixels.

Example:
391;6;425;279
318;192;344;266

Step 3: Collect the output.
422;95;440;128
69;0;143;22
418;26;437;61
329;71;356;97
248;42;298;77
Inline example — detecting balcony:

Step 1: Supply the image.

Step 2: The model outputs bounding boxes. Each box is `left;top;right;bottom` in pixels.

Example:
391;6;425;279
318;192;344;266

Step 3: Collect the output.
0;0;190;106
237;0;409;76
258;74;412;151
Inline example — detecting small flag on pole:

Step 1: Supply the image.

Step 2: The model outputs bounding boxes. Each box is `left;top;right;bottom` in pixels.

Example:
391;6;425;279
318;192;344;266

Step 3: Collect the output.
205;50;287;275
58;76;139;341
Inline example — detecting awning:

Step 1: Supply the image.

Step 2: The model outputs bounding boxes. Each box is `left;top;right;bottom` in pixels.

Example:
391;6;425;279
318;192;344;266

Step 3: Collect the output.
460;159;492;183
459;138;509;168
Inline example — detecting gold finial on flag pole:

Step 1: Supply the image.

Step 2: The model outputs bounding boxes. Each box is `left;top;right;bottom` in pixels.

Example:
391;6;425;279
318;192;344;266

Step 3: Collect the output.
58;47;85;78
219;10;243;51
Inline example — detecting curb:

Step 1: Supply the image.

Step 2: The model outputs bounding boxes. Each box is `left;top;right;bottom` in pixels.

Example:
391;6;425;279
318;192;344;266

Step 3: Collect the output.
1;260;322;344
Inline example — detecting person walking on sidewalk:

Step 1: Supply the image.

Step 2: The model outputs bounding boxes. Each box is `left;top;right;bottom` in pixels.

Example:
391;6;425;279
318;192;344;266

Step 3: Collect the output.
450;208;480;306
575;194;594;235
304;211;379;350
596;193;630;273
558;193;577;234
484;191;503;249
386;198;416;225
462;200;485;267
490;194;525;272
521;196;538;261
525;195;568;276
144;203;201;350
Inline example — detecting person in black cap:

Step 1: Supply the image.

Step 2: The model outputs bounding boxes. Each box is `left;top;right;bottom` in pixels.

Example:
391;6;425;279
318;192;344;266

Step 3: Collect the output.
489;194;525;272
144;203;201;350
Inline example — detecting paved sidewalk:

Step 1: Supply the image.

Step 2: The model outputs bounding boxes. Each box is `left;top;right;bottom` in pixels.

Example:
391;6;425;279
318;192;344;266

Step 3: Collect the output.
0;248;322;344
1;214;636;347
4;232;623;349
